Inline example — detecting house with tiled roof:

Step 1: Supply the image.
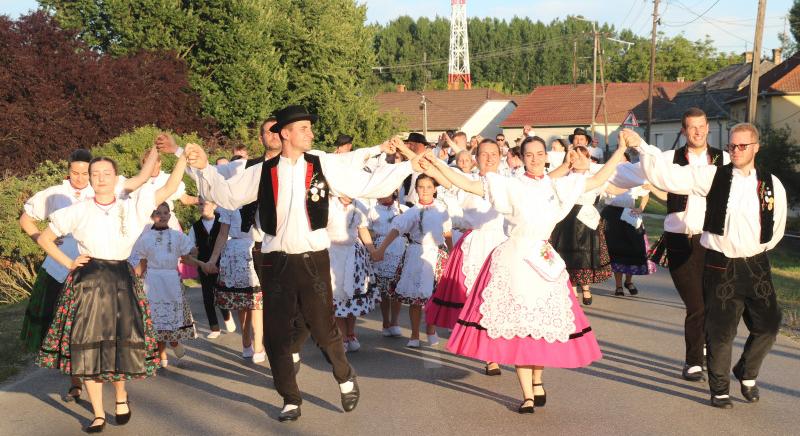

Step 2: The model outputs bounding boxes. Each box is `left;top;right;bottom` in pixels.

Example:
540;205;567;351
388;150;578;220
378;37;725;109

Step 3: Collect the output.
500;81;691;152
375;87;517;142
649;50;777;150
727;50;800;143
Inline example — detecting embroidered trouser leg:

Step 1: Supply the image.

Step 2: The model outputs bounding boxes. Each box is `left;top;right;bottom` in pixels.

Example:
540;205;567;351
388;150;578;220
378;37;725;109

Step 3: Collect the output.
666;233;706;367
262;250;353;406
703;250;781;396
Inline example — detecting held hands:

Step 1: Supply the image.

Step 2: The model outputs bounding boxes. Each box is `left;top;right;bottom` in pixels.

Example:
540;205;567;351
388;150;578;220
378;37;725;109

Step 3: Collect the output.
380;136;402;155
619;128;642;150
155;133;178;154
70;254;91;271
370;247;384;262
185;143;208;169
199;261;218;275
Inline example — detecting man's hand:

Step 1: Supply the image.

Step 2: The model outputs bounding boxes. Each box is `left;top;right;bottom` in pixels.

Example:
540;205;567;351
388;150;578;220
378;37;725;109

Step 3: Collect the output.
380;136;401;155
185;143;209;169
155;133;178;154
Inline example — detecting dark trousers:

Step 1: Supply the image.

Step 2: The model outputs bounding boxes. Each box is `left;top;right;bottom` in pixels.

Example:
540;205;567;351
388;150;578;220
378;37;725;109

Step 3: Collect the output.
666;232;706;367
199;272;230;331
261;250;353;406
703;249;781;396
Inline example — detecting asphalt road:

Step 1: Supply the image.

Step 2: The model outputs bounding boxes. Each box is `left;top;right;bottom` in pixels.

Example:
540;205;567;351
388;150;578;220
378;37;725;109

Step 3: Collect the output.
2;268;799;435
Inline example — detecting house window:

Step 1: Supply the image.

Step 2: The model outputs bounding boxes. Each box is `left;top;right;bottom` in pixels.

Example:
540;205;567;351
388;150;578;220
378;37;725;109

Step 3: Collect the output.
655;133;664;149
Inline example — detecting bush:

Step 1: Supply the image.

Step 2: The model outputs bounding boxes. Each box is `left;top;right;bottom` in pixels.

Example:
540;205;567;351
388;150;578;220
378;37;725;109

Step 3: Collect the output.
758;126;800;205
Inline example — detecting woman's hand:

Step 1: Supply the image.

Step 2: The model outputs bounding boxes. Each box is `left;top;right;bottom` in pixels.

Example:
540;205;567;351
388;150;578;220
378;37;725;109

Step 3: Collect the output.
70;254;91;271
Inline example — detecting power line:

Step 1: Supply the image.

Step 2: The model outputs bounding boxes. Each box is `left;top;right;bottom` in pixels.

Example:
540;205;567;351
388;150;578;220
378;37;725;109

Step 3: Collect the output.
618;0;639;30
671;0;751;43
661;0;721;27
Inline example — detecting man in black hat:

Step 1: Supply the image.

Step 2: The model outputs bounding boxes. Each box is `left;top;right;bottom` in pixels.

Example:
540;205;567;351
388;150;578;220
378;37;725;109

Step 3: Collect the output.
570;127;603;163
397;132;430;206
184;105;415;422
333;134;354;154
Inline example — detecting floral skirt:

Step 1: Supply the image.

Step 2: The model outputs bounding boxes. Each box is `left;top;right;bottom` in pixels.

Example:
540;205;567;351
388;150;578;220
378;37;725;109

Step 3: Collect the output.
20;268;64;353
36;259;159;381
155;290;198;342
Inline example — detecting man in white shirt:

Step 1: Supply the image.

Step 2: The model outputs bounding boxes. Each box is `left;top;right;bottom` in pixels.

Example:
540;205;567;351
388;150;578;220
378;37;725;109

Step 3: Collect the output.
184;105;414;422
621;123;786;409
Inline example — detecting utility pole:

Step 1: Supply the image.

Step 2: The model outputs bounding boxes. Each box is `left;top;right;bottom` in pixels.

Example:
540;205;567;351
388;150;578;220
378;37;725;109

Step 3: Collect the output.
747;0;768;123
420;94;428;137
573;40;578;86
599;41;610;155
646;0;660;143
591;20;598;140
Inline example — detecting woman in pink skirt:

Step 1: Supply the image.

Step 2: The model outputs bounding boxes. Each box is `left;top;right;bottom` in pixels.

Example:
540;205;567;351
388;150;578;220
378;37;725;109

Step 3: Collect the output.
420;135;631;414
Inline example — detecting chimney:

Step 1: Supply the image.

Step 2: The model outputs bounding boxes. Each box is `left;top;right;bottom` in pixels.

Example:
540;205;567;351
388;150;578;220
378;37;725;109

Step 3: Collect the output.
677;76;685;83
773;48;783;64
744;51;753;64
396;84;406;93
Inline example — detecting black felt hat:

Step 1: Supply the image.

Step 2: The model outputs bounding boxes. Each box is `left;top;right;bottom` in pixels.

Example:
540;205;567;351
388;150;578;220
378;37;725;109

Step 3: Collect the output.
334;134;354;147
568;127;592;144
269;105;319;133
404;132;430;146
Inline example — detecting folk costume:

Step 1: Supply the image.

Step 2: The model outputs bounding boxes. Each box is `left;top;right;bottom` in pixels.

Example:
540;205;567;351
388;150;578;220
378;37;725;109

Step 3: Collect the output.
391;199;451;306
637;140;786;402
426;175;507;329
192;105;412;409
366;200;408;299
447;173;602;368
611;145;730;375
36;188;160;381
130;228;197;342
328;198;377;317
20;180;93;352
189;213;232;332
215;208;263;310
601;186;657;276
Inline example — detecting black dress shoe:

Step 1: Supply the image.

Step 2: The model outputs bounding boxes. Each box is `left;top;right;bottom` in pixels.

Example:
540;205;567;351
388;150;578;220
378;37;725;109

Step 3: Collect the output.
682;365;705;382
624;282;639;295
340;377;360;412
115;398;131;425
484;363;501;376
517;399;535;414
84;417;105;433
278;406;301;422
614;287;625;296
533;383;546;407
732;364;759;402
710;396;733;409
582;293;593;305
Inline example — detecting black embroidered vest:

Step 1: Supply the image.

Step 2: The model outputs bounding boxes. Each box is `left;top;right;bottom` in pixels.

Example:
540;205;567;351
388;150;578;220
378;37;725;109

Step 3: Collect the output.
667;145;724;214
239;156;265;232
256;153;330;237
702;163;774;244
193;213;221;262
401;174;414;207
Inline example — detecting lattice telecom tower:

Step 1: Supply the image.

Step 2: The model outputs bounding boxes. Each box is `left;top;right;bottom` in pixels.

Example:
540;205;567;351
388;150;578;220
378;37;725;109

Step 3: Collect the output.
448;0;471;90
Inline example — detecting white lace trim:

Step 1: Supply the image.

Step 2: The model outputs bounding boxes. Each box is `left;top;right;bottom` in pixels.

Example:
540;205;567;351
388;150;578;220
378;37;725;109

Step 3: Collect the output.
478;242;576;343
460;229;507;296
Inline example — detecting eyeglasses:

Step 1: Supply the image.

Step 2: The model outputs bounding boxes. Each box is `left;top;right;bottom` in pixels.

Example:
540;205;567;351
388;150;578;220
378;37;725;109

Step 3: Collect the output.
726;142;757;152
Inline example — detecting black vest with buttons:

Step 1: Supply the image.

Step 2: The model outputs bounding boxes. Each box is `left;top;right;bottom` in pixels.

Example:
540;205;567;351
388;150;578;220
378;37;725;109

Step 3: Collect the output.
239;156;265;232
702;163;775;244
666;145;724;214
192;213;221;262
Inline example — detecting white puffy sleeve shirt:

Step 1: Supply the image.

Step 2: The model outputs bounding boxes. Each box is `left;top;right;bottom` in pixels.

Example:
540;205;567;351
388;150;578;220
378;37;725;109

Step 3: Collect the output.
391;201;451;246
49;188;158;260
638;141;786;257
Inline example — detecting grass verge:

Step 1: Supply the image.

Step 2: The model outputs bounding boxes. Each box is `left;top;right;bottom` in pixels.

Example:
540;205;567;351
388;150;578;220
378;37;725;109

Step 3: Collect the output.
0;302;32;383
642;214;800;333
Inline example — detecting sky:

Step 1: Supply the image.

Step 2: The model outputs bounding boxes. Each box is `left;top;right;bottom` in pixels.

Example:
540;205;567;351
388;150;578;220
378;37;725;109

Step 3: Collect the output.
2;0;794;57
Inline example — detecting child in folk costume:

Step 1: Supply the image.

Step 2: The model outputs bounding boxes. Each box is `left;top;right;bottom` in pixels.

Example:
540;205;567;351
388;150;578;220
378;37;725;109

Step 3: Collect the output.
189;199;235;339
130;202;198;368
374;174;452;348
550;145;612;305
423;135;629;414
210;207;265;362
35;149;187;432
328;195;378;352
367;193;408;337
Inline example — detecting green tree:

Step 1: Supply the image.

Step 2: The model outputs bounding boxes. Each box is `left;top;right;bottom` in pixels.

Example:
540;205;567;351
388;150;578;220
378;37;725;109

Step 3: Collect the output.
40;0;287;134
